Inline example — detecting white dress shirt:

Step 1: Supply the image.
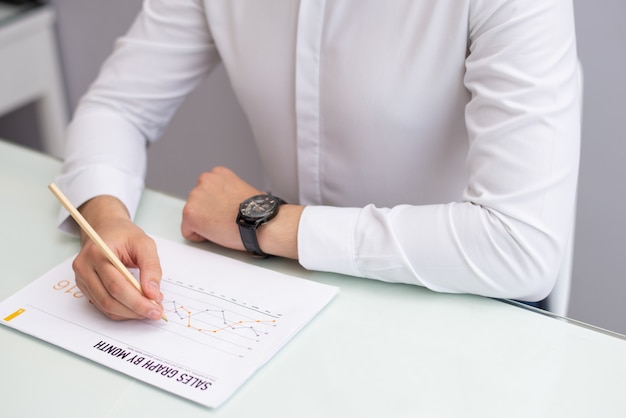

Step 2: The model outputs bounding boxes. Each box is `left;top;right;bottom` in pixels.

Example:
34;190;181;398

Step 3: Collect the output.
56;0;580;302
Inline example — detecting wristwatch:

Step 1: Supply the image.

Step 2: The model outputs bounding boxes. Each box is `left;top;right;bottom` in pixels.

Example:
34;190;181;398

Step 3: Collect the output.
236;194;286;258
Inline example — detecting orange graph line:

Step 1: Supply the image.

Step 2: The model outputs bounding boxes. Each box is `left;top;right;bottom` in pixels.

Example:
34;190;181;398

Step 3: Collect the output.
165;302;277;336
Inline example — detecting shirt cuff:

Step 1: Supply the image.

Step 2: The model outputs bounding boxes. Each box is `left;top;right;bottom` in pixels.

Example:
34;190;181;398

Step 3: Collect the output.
297;206;362;277
54;165;144;235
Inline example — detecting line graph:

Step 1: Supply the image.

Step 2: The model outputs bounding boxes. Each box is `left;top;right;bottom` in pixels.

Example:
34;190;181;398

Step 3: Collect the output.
167;302;277;336
152;276;281;358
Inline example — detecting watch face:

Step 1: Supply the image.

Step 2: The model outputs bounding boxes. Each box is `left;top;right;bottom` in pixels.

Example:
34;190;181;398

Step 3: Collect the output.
240;195;279;220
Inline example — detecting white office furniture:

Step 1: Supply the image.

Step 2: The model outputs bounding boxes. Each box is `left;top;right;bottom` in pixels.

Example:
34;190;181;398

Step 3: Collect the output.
0;2;68;157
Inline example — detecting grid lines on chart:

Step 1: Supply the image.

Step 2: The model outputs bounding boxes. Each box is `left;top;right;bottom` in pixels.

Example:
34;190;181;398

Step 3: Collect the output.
156;276;280;358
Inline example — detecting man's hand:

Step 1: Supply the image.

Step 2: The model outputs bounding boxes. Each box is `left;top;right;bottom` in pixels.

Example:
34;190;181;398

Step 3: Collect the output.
181;166;262;250
182;166;303;259
73;195;164;320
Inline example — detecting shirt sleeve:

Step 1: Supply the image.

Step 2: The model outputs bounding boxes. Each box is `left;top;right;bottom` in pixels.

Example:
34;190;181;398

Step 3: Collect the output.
54;0;220;234
299;0;581;302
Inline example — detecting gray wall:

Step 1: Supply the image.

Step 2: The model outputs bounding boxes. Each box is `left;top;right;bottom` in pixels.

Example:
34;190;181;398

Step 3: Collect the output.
2;1;624;334
568;0;626;334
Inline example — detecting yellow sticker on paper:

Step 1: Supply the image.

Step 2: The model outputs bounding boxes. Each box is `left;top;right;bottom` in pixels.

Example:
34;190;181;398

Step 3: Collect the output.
4;308;25;322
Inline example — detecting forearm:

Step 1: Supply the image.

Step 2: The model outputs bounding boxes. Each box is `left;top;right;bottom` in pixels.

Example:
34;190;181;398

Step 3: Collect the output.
55;0;219;235
298;201;575;302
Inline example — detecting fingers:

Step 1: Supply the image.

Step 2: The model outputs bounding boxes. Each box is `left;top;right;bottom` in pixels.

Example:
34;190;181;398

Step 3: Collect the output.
181;219;206;242
73;236;164;321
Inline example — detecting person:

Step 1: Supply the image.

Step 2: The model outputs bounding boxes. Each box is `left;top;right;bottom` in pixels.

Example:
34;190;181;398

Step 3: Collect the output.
55;0;581;321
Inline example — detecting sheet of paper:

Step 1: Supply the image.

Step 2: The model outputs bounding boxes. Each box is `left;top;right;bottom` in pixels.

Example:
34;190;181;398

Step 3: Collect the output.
0;236;338;407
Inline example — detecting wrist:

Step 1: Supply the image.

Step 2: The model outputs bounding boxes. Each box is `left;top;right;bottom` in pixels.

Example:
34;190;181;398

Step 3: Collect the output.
256;204;303;260
78;196;131;241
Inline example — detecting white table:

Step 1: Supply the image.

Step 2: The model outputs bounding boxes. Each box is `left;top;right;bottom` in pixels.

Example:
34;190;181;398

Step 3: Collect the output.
0;2;68;158
1;139;625;417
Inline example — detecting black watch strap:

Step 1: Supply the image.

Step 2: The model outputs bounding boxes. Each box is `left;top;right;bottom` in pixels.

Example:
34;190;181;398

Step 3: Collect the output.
238;223;267;258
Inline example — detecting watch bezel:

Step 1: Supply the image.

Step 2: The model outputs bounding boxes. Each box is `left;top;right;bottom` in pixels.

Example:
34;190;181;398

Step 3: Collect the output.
238;194;283;224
